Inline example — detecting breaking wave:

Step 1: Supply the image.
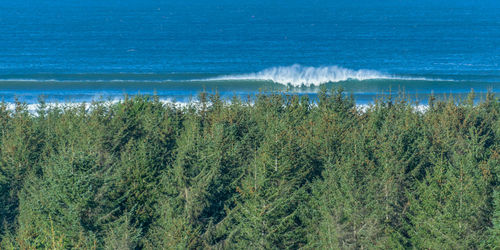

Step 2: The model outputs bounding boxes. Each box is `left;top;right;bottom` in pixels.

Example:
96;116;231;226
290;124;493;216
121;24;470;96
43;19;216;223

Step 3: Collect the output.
207;64;442;87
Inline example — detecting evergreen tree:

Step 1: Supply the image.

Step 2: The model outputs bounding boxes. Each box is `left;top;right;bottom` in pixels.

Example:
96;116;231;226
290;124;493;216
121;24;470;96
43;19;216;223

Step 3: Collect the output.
0;92;497;248
226;94;321;249
0;101;46;237
489;187;500;249
409;105;496;248
16;149;103;248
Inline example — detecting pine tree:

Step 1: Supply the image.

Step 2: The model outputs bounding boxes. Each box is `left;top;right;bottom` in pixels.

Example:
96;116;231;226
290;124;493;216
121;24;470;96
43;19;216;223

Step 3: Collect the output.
226;94;321;249
0;92;497;247
13;104;112;248
409;108;496;248
16;149;103;248
488;188;500;249
147;105;215;248
0;101;46;237
103;214;142;249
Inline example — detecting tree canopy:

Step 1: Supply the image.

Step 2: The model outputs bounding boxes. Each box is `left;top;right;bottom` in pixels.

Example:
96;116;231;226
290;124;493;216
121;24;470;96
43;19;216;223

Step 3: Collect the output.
0;91;498;249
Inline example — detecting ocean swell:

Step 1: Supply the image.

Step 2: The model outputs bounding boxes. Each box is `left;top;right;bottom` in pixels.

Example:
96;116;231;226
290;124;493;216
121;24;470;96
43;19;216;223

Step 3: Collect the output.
205;64;452;87
210;64;392;87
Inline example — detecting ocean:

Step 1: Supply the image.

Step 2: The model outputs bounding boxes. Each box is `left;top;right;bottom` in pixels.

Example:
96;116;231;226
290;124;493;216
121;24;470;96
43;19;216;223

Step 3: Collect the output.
0;0;499;104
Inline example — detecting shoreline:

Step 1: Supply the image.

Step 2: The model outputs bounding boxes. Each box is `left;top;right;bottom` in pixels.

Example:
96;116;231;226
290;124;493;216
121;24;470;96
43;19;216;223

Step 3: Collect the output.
3;92;493;114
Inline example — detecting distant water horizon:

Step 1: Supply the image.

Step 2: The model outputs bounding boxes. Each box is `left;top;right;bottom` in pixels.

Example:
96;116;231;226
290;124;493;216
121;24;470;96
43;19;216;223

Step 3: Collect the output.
1;0;498;104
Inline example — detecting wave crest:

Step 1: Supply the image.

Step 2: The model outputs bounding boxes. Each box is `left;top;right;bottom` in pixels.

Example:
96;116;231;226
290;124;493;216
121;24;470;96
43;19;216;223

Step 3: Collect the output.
212;64;392;87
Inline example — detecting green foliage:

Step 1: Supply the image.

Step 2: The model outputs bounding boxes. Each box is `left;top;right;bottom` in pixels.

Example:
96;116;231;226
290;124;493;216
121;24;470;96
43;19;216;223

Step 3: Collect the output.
0;91;498;249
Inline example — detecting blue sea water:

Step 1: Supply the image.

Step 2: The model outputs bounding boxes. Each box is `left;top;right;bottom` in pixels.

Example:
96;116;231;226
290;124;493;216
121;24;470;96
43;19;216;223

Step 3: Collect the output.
0;0;499;104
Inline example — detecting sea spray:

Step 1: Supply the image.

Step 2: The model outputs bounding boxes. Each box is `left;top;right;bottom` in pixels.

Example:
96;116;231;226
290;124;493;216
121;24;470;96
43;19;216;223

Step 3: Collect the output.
210;64;391;87
204;64;452;87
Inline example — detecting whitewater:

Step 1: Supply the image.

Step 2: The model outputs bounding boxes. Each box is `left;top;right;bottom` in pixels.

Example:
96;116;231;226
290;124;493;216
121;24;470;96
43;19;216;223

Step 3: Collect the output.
1;0;498;105
207;64;444;87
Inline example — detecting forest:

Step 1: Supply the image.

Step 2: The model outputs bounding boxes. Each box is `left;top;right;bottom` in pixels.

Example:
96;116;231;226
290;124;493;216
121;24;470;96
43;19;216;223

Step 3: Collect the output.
0;89;499;249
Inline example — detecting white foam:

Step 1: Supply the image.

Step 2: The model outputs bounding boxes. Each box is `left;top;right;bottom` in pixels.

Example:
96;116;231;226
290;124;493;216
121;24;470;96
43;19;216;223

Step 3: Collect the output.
205;64;451;87
1;98;190;114
2;101;430;116
0;79;59;82
356;103;429;113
